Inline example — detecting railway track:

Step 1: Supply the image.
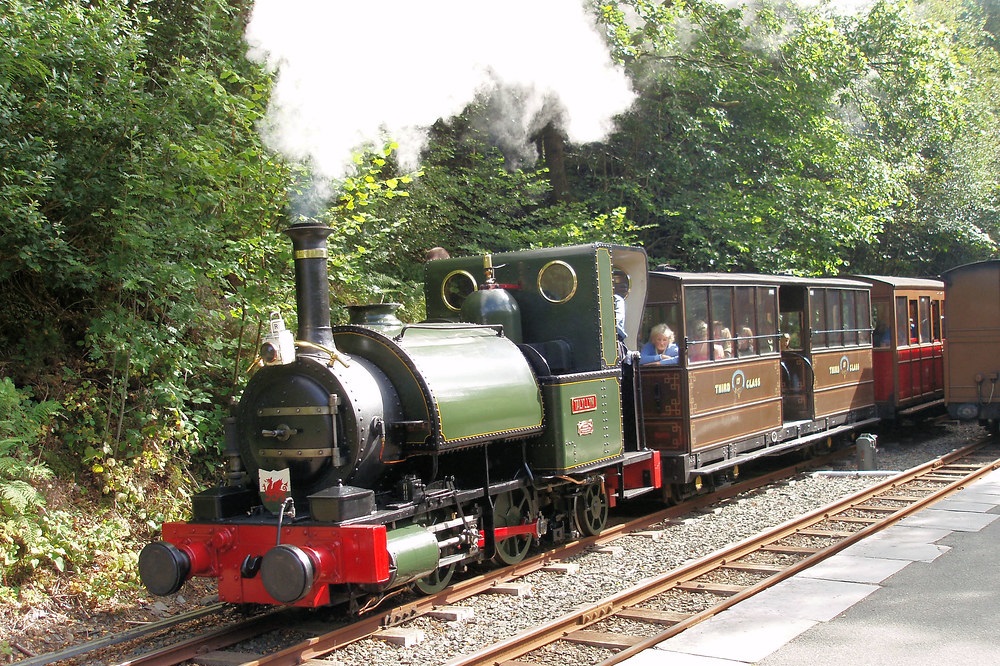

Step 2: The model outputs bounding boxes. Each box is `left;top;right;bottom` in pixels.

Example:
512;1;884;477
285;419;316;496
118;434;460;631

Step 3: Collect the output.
10;604;232;666
445;438;1000;666
39;440;991;666
30;449;839;666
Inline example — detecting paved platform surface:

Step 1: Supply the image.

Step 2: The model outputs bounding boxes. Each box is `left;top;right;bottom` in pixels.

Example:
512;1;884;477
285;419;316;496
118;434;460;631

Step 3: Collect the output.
620;468;1000;665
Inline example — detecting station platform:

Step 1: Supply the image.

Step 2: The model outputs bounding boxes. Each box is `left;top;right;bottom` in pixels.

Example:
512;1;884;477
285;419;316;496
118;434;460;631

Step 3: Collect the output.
620;468;1000;665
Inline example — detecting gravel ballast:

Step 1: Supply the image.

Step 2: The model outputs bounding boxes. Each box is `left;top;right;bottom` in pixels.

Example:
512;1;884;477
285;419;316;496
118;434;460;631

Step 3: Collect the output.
324;421;980;666
4;420;982;664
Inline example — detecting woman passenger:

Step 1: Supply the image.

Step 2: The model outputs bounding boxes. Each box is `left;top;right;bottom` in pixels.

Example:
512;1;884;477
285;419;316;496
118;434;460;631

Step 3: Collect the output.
713;321;734;358
640;324;679;365
689;320;725;362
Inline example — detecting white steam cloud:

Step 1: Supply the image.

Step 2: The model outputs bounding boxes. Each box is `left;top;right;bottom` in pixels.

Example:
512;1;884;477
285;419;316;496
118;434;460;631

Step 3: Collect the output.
245;0;635;184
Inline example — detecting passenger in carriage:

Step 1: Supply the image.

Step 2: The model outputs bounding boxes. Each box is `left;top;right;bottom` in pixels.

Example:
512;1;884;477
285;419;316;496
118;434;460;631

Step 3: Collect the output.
689;320;725;362
640;323;679;366
713;321;734;358
737;326;756;355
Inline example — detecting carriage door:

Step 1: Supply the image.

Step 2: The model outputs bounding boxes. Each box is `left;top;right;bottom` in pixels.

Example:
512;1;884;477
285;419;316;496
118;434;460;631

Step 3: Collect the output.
778;285;813;422
896;295;936;402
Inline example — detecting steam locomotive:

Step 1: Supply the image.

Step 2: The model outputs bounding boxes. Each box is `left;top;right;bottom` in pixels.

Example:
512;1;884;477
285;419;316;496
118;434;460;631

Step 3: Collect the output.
139;223;661;609
139;221;949;610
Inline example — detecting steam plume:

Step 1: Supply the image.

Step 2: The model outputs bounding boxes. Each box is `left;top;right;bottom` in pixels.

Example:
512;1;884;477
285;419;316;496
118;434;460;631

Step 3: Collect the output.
245;0;635;184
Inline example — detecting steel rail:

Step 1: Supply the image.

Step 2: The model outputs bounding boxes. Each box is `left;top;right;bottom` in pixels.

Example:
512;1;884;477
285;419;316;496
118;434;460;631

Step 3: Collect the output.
440;440;1000;666
11;603;227;666
112;611;290;666
72;447;842;666
172;449;853;666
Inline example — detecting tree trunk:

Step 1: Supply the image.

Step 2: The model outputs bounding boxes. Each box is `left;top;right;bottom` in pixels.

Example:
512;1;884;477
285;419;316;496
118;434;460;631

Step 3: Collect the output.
537;122;571;203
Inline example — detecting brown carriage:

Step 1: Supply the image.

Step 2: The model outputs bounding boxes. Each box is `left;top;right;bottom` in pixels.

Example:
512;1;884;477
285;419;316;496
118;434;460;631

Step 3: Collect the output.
942;260;1000;429
633;271;877;498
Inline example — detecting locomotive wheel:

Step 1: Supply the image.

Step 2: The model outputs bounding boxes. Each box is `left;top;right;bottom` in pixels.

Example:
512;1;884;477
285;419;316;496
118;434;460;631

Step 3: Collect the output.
415;563;456;595
492;487;537;565
575;482;609;536
414;509;458;594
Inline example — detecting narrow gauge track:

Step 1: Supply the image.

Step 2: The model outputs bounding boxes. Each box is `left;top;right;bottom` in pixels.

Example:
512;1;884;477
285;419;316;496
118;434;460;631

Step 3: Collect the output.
446;438;1000;666
89;449;848;666
11;604;229;666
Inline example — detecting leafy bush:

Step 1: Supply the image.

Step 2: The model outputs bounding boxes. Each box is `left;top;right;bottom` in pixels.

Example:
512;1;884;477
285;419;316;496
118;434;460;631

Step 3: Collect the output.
0;377;59;584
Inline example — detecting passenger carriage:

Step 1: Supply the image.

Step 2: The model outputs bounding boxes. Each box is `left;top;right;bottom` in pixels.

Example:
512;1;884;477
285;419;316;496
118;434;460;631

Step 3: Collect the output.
636;271;878;499
853;276;945;420
942;260;1000;430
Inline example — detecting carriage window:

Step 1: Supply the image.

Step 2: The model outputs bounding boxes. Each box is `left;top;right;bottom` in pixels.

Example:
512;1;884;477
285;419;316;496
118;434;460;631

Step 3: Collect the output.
932;300;943;341
685;288;709;330
907;299;919;344
895;296;909;347
873;301;891;348
842;290;857;346
856;290;872;345
641;303;681;347
827;290;844;347
757;287;778;354
710;287;734;359
811;289;828;348
780;286;805;350
919;296;931;343
685;287;710;362
734;286;757;356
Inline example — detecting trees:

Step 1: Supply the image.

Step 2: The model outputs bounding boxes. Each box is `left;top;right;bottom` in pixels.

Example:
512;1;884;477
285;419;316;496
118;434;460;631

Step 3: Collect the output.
838;0;999;274
1;0;999;602
0;0;289;497
578;0;998;275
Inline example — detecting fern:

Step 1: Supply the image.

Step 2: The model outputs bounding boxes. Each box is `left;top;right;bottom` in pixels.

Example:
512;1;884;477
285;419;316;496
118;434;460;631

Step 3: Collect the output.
0;453;53;483
0;480;41;517
0;379;58;519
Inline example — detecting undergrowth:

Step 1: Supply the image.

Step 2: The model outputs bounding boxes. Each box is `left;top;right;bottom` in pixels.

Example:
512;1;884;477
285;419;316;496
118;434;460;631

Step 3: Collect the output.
0;376;197;621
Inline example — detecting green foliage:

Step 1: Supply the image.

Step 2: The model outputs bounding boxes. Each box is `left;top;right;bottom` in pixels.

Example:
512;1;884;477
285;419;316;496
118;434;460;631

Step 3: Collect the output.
316;145;425;320
1;0;999;610
1;0;289;493
365;116;557;260
512;205;649;248
0;378;59;584
0;1;293;604
0;378;58;514
586;0;998;274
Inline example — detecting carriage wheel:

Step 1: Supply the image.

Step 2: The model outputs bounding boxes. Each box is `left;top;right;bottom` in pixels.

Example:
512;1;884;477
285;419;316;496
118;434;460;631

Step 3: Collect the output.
493;487;537;565
575;481;609;536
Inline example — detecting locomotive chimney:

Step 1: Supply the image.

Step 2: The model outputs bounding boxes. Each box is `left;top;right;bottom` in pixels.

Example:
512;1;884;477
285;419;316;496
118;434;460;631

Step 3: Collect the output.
284;221;335;348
